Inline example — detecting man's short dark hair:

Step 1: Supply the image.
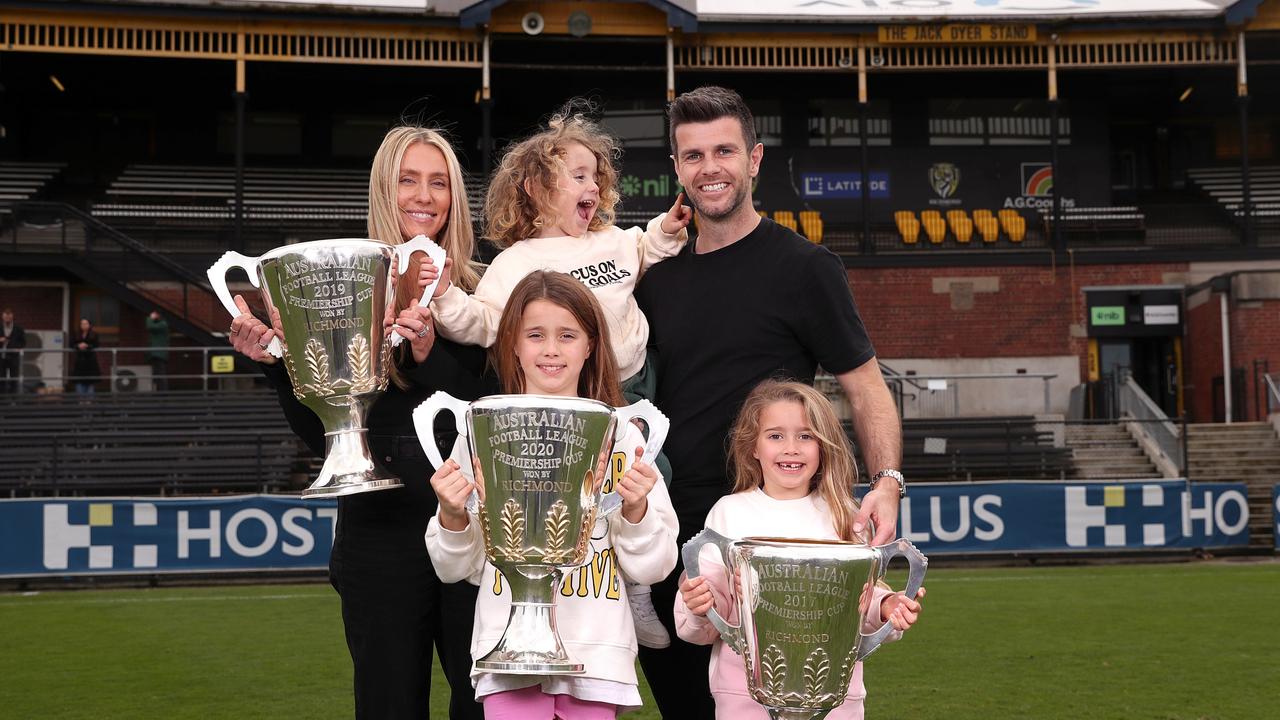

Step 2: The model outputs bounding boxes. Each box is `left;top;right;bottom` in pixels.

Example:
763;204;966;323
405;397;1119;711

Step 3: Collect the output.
668;86;757;154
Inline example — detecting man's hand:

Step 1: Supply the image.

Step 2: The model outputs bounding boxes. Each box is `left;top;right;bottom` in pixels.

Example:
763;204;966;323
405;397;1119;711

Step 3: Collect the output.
853;480;900;545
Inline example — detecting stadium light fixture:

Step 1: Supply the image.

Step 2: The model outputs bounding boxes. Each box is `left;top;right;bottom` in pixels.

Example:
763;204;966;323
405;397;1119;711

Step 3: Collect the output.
1179;86;1193;102
49;75;65;92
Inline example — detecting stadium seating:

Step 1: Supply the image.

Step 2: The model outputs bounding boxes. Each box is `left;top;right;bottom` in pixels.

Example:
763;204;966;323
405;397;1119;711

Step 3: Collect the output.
1039;205;1146;242
998;209;1026;243
845;416;1071;481
946;209;973;243
973;209;1000;243
0;391;301;495
0;161;66;208
773;210;798;232
1187;165;1280;226
894;210;921;244
920;210;947;244
798;210;823;244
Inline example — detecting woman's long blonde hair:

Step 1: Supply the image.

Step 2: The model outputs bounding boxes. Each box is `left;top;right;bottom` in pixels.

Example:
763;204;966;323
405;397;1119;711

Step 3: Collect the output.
492;271;624;407
484;108;620;248
367;126;481;387
728;380;865;542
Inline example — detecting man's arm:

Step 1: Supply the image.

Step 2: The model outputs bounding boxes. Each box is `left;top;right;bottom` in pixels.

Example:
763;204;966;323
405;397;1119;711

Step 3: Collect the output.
835;358;901;544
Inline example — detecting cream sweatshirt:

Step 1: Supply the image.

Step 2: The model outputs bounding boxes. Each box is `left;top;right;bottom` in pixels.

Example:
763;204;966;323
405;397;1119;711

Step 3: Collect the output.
431;215;686;379
425;423;679;704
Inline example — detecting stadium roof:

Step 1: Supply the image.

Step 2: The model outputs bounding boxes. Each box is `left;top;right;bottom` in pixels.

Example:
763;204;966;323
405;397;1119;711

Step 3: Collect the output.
56;0;1260;23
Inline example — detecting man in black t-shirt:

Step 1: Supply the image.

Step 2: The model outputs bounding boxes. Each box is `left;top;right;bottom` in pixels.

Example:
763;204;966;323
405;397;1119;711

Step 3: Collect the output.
635;86;904;718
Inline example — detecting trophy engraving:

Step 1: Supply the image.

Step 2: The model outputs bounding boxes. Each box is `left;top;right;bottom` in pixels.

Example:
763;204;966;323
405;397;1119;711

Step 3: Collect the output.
415;393;669;674
683;532;927;720
207;236;446;497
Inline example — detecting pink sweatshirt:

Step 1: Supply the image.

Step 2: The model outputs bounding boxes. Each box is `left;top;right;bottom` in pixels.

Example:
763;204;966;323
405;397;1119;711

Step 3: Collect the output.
674;489;901;720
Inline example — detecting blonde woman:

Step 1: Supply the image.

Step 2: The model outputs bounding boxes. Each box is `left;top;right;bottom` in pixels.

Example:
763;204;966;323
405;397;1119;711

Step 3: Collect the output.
228;125;488;719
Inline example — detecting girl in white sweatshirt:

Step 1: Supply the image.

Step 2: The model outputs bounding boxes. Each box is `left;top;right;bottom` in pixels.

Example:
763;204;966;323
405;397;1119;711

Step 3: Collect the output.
430;106;690;648
425;271;678;719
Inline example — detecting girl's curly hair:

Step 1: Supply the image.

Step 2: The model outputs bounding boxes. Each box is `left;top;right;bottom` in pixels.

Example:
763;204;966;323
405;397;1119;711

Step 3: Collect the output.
484;106;620;248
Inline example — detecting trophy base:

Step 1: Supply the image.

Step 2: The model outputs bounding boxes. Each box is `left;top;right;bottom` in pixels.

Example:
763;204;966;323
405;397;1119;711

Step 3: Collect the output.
302;477;401;498
474;658;585;675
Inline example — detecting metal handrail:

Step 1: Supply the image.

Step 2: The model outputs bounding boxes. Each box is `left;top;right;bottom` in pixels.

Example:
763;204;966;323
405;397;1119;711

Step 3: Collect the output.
1117;375;1185;474
0;344;257;392
1265;373;1280;415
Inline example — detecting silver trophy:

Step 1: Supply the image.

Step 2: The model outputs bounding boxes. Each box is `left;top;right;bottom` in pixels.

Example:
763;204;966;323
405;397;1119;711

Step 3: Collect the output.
208;237;445;498
415;393;668;674
683;532;927;720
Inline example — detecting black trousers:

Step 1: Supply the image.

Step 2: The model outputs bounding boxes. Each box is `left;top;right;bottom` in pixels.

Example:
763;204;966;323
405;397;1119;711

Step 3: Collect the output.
0;355;19;393
636;510;717;719
330;550;482;720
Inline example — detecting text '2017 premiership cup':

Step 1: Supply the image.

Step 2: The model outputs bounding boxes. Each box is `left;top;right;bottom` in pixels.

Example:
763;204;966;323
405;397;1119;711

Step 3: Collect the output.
414;393;668;674
208;236;445;497
682;531;927;720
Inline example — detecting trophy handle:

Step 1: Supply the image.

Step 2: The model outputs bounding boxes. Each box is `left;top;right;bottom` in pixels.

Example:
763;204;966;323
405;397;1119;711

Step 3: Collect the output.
206;250;282;358
857;538;928;662
412;391;471;471
680;528;744;653
613;399;670;467
396;235;447;307
387;236;447;349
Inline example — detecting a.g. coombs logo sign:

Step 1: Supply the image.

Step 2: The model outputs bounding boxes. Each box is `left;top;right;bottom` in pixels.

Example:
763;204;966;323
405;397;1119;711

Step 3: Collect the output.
1004;162;1076;210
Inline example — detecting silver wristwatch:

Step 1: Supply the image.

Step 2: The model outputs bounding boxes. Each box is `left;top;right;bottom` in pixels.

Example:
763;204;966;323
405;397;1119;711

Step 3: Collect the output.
872;469;906;498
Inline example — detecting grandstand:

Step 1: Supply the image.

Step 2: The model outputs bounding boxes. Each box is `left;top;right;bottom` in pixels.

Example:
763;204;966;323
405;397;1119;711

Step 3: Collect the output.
1;0;1278;559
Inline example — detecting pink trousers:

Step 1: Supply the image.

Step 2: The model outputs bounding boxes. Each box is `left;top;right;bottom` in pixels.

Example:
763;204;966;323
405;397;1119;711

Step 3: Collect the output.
481;685;619;720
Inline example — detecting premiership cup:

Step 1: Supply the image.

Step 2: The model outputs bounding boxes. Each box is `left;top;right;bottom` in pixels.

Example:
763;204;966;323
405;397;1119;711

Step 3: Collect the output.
414;393;669;674
682;532;927;720
208;236;445;498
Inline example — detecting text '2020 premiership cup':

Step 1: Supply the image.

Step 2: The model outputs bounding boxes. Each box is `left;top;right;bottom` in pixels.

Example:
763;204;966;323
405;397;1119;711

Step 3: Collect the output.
208;236;445;497
682;531;927;720
415;393;668;674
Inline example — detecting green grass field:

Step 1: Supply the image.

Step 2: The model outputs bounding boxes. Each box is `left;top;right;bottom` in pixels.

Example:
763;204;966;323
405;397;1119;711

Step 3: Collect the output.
2;560;1276;719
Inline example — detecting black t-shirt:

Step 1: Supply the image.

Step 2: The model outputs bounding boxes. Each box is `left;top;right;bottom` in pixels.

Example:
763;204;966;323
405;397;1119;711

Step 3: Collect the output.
636;218;875;534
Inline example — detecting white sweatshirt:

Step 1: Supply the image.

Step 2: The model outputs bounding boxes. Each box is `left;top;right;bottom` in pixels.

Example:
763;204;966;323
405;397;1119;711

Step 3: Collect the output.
425;423;679;707
431;215;687;379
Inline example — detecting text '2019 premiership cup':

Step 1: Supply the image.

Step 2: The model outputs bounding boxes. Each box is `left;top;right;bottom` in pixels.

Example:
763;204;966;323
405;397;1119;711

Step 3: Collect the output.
208;236;445;497
682;531;927;720
414;393;668;674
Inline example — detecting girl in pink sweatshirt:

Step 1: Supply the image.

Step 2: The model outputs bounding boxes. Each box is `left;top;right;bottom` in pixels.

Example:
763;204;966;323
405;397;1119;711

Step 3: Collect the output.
676;380;926;720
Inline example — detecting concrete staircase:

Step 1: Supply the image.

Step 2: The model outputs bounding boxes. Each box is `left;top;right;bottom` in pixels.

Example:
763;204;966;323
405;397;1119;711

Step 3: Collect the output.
1065;423;1160;480
1186;422;1280;549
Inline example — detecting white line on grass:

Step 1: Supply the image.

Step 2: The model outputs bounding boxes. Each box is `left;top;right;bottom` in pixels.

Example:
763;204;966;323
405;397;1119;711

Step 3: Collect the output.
0;592;332;607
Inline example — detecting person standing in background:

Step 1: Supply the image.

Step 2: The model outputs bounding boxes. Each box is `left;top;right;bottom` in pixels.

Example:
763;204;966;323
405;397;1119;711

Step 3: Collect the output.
146;310;170;391
71;318;100;396
0;308;25;394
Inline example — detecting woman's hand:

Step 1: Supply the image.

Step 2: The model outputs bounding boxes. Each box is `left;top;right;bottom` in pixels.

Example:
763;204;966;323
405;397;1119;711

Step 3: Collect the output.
617;447;658;524
679;575;714;617
430;459;473;531
388;305;436;364
229;295;278;365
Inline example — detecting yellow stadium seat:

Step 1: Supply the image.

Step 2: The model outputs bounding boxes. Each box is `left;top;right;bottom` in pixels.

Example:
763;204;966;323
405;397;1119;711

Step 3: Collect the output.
920;210;947;244
946;210;973;244
998;209;1026;243
774;210;798;232
894;210;920;245
973;209;1000;243
798;210;823;244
